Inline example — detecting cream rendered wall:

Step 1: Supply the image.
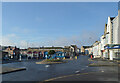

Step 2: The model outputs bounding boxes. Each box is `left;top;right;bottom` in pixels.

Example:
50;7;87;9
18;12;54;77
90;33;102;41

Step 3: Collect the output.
93;42;100;57
100;35;105;50
93;45;97;56
98;42;101;56
106;17;112;44
109;50;114;60
118;10;120;44
89;47;93;54
109;10;120;60
112;16;118;44
81;46;85;53
100;35;106;58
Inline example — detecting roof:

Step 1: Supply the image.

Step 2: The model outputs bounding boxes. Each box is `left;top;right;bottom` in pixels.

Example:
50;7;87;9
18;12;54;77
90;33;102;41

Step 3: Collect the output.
2;46;15;50
2;46;8;50
28;47;39;49
71;45;77;48
42;47;63;49
28;46;64;49
0;50;8;54
82;46;92;48
110;17;115;21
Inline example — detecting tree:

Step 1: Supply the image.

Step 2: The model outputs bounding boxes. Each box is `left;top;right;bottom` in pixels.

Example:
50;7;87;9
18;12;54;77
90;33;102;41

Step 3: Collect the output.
48;50;55;55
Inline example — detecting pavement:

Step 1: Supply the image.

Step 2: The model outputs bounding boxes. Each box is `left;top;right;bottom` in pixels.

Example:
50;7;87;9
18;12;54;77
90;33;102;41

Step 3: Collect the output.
1;59;42;74
88;58;118;67
1;67;26;74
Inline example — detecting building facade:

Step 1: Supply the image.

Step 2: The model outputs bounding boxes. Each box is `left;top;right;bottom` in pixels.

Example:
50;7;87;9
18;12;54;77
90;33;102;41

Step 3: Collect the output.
91;9;120;60
104;15;120;60
2;46;20;59
27;46;65;58
27;45;78;58
81;46;85;55
2;46;15;59
81;46;92;55
92;41;101;58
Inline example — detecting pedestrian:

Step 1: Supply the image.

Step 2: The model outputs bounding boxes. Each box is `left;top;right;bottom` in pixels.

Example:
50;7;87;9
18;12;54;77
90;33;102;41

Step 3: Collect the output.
91;54;93;59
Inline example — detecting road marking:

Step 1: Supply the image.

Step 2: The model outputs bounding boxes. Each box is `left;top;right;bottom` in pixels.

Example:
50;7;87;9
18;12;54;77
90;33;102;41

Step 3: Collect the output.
44;74;75;82
44;72;93;82
45;65;50;67
75;70;80;73
57;77;63;79
101;70;104;72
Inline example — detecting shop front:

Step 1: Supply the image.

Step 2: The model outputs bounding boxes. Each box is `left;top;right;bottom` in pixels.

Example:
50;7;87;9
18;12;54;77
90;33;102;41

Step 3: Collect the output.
104;44;120;60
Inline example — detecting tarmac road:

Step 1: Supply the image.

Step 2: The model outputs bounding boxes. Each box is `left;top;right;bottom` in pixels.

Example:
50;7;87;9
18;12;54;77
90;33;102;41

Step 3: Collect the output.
2;56;119;82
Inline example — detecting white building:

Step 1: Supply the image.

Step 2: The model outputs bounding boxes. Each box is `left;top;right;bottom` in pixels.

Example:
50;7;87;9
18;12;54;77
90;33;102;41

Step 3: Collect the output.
104;13;120;60
103;17;114;59
77;48;80;54
100;35;106;58
81;46;93;55
91;6;120;60
88;47;93;55
112;16;119;44
108;15;120;60
92;41;101;58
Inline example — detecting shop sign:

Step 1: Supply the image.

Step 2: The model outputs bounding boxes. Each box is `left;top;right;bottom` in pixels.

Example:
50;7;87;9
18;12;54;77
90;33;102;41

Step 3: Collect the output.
104;45;120;49
113;45;120;49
